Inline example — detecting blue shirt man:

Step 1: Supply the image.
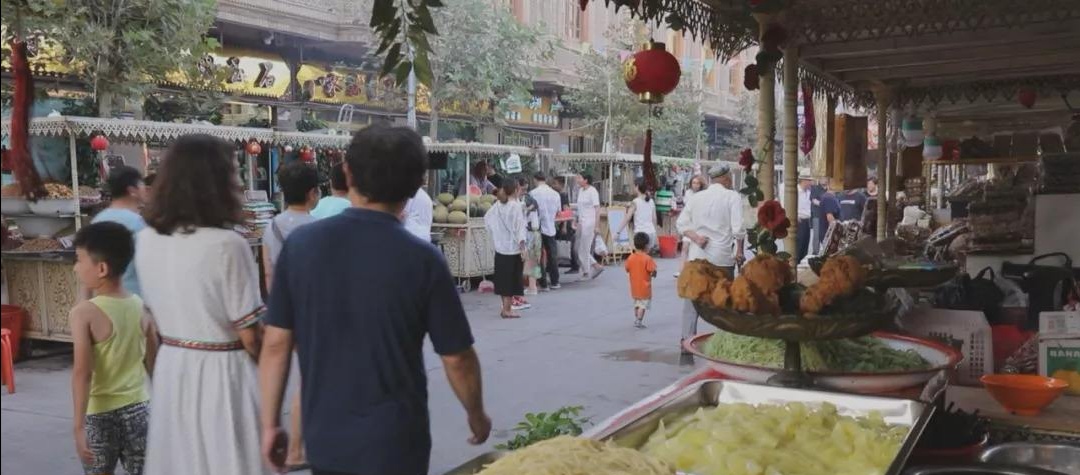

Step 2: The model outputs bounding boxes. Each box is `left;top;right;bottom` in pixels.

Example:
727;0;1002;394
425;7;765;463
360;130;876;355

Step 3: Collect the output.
310;162;351;220
260;126;490;475
91;166;147;297
818;191;841;245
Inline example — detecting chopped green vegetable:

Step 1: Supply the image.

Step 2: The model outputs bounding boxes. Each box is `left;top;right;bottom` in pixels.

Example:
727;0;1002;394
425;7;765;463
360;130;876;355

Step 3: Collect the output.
701;332;930;372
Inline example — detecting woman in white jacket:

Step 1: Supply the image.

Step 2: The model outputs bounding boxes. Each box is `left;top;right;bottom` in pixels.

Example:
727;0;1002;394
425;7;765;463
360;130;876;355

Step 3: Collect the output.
484;180;526;318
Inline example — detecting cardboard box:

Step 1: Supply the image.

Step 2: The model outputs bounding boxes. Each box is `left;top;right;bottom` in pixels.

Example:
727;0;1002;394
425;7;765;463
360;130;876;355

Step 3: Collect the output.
1038;337;1080;396
1040;311;1080;336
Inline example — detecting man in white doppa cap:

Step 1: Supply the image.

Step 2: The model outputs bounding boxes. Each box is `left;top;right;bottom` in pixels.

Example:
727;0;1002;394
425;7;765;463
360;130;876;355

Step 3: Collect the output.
676;163;745;352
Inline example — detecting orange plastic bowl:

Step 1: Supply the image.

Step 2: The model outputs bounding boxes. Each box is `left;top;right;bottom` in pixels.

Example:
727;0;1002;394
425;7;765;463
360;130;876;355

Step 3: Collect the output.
980;374;1069;416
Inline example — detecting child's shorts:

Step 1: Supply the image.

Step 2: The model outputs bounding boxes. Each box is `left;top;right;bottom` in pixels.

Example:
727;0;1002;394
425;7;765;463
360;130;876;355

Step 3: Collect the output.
633;299;651;310
83;400;149;475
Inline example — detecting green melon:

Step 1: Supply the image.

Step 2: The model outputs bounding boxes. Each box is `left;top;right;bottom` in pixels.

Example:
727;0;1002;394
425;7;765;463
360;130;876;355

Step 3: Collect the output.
433;205;449;223
479;202;493;215
448;210;468;224
436;192;455;206
449;198;468;212
479;194;496;205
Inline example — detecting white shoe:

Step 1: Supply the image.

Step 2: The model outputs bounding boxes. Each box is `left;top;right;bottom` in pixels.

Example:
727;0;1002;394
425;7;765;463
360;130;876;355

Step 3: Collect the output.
511;303;531;311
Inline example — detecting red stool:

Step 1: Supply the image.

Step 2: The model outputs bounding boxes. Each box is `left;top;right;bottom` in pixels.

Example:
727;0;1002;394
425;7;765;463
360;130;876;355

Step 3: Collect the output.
1;328;14;393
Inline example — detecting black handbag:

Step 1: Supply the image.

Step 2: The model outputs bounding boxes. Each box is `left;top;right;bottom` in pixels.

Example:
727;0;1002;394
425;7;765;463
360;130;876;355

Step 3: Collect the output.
1001;252;1079;330
934;266;1005;324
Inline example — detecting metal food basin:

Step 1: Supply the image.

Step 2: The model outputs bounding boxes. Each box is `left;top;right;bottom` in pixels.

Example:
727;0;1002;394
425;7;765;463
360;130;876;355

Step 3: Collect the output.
444;379;932;475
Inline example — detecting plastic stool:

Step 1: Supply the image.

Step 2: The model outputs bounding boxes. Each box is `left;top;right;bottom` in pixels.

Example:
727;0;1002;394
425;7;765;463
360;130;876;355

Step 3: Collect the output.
1;328;14;394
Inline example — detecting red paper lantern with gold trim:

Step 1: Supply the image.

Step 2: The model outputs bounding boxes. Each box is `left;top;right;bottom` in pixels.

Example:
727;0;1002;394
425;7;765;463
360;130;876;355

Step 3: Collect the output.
245;140;262;156
623;42;681;104
298;146;315;163
90;135;109;152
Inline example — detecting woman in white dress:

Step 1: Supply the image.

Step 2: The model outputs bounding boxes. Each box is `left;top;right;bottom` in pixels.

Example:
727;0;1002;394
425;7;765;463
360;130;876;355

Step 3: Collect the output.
676;175;706;277
136;134;269;475
614;183;658;252
575;174;604;279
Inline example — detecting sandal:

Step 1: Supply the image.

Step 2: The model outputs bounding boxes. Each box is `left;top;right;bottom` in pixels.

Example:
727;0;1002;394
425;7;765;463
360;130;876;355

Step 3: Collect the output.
500;313;521;319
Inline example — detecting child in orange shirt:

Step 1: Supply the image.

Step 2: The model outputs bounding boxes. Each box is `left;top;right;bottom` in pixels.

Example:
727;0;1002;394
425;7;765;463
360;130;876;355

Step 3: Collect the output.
624;232;658;328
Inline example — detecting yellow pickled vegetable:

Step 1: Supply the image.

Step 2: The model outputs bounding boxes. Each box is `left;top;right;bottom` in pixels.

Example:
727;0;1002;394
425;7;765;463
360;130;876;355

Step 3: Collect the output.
641;402;906;475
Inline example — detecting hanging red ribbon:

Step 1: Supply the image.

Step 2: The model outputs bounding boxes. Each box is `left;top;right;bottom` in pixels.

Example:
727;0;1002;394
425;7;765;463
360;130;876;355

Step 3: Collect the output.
8;38;45;200
642;127;657;192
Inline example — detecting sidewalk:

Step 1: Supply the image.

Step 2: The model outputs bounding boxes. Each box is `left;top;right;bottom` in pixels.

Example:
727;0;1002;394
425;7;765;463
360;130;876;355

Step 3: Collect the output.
2;257;704;474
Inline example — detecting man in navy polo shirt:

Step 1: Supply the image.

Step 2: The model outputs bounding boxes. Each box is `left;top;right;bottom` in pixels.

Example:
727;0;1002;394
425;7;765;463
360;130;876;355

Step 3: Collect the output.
258;125;490;475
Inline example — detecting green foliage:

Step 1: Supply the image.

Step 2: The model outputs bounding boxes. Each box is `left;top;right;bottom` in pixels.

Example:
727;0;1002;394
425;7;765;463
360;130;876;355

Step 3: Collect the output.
566;18;704;158
295;114;329;132
370;0;444;89
3;0;219;117
426;0;554;128
495;406;590;451
143;90;223;124
714;93;758;160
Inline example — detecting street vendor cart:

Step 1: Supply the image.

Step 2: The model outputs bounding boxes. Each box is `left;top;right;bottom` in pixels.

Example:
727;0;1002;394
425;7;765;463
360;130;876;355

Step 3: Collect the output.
1;116;275;342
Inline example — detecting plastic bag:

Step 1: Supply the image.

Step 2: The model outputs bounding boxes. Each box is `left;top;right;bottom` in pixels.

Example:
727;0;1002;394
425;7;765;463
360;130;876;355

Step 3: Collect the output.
933;266;1005;323
592;234;608;256
995;274;1028;307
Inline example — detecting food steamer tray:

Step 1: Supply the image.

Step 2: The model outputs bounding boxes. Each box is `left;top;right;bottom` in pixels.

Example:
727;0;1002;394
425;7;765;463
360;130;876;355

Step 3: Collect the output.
588;380;932;475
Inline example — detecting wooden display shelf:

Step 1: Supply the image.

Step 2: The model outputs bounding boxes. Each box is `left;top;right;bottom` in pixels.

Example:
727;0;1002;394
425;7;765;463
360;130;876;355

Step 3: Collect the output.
923;156;1040;166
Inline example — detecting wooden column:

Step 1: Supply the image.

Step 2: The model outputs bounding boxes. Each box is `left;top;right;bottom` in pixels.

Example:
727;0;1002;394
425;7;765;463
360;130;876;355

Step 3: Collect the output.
873;86;892;242
754;13;776;201
782;47;799;263
825;95;837;177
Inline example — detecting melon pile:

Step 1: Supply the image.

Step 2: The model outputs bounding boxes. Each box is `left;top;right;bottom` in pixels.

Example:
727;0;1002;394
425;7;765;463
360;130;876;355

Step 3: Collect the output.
432;193;497;224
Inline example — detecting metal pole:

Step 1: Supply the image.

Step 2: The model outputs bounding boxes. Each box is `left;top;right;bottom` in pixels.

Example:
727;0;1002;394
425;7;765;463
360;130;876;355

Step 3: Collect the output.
69;134;81;229
406;45;417;130
873;86;892;241
782;47;799;263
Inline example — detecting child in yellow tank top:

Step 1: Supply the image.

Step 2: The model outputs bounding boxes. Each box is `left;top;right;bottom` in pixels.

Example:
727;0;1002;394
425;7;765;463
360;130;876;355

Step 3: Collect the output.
70;222;159;475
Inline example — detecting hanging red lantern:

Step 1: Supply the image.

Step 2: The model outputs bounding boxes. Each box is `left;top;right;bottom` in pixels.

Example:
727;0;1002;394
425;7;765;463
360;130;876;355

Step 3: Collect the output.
1018;88;1037;109
90;135;109;152
299;146;315;163
245;140;262;156
623;42;681;104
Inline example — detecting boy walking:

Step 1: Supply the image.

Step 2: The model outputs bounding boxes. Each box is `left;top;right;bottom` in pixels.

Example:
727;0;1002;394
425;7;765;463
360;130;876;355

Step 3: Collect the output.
69;222;158;475
624;232;657;328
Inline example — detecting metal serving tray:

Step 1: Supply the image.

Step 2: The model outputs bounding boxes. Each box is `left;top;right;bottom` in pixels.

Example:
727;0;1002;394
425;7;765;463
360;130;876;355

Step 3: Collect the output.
589;379;932;475
444;379;931;475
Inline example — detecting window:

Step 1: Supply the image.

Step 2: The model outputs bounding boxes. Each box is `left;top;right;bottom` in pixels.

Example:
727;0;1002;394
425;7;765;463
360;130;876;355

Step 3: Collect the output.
565;3;585;41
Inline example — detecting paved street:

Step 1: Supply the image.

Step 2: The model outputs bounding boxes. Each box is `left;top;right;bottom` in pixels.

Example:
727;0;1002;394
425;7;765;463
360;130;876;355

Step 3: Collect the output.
1;257;707;474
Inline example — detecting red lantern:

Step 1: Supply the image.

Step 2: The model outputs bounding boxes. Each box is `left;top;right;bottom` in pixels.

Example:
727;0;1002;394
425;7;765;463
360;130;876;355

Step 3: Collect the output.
245;140;262;156
299;146;315;163
90;135;109;152
623;42;681;104
1018;88;1037;109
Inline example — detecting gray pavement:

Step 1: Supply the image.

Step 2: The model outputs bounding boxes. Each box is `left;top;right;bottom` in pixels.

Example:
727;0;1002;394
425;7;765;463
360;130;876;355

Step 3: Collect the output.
1;257;710;474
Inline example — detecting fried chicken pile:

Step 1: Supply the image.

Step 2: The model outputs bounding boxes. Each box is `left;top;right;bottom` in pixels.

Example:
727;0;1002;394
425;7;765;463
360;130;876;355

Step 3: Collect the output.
729;254;789;315
799;255;867;315
677;260;730;300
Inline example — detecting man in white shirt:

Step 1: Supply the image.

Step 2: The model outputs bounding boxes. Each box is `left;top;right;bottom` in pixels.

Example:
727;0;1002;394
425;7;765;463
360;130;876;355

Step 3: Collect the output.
676;164;745;347
529;173;563;290
575;174;604;280
403;185;433;242
796;175;813;263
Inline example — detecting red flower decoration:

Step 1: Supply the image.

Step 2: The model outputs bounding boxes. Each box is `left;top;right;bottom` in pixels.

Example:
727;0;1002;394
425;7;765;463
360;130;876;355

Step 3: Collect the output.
757;200;790;238
743;64;759;90
739;148;755;171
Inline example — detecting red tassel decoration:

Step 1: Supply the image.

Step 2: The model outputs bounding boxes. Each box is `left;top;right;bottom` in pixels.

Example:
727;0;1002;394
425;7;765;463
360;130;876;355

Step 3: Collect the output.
9;38;45;200
642;127;657;192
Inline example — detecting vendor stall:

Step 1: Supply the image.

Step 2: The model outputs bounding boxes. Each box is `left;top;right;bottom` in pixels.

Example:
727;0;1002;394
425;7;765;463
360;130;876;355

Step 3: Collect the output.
429;143;552;290
1;116;275;342
549;152;710;260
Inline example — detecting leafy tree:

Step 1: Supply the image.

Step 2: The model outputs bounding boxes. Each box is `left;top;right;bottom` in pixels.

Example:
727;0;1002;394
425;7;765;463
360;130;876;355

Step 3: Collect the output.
2;0;219;117
714;92;758;160
566;18;704;158
424;0;553;138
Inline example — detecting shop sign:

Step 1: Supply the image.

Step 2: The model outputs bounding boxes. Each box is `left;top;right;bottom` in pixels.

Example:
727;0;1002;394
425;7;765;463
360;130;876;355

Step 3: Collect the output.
164;47;291;99
505;94;561;128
